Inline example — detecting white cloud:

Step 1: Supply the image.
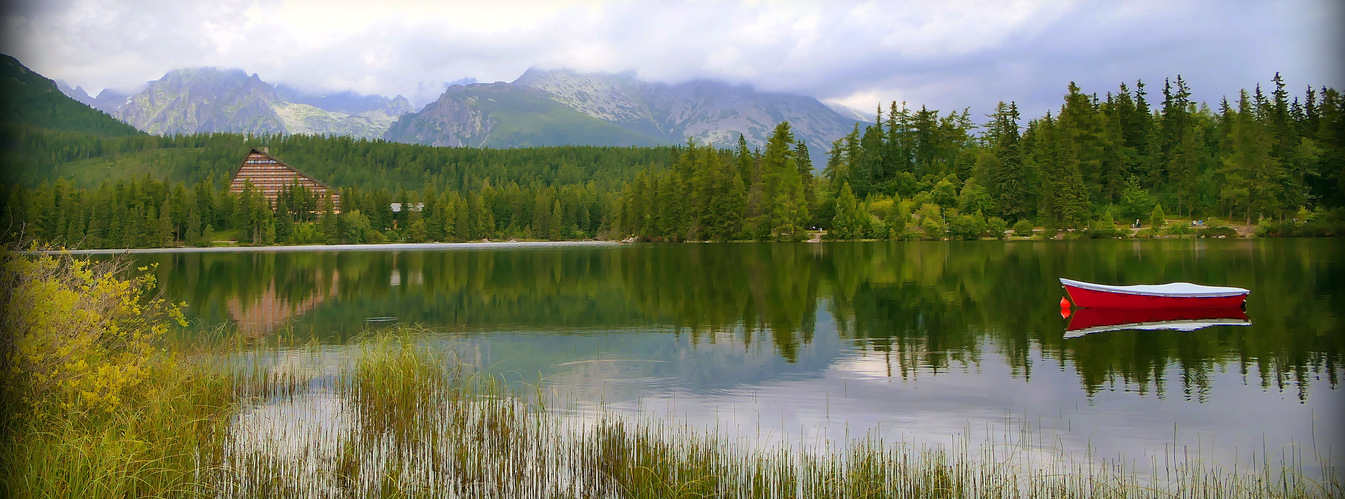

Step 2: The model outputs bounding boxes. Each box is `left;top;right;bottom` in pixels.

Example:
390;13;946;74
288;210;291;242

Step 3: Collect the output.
2;0;1338;118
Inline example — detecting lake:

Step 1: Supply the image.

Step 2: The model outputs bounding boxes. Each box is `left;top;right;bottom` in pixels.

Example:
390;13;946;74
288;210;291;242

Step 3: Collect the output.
129;239;1345;481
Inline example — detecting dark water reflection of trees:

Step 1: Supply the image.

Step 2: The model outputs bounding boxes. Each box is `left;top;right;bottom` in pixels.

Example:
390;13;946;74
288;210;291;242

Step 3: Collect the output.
139;239;1343;399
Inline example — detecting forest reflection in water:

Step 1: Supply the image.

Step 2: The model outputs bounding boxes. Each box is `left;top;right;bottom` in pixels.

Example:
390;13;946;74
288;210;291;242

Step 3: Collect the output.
138;239;1343;402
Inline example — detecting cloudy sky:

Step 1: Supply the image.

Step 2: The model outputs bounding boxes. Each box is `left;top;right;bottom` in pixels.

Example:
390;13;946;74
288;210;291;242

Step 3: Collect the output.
3;0;1340;120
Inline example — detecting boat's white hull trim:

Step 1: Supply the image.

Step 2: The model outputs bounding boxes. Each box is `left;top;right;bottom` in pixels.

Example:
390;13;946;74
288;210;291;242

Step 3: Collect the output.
1059;278;1249;298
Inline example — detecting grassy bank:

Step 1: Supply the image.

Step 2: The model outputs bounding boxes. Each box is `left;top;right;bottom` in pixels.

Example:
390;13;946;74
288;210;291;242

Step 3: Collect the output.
2;251;1340;498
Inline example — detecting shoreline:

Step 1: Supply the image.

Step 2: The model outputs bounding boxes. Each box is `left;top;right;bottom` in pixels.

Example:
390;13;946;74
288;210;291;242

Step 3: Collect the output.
35;240;620;256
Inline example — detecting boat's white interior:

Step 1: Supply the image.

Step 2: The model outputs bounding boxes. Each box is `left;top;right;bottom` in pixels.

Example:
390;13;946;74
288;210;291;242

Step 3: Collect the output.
1059;278;1250;298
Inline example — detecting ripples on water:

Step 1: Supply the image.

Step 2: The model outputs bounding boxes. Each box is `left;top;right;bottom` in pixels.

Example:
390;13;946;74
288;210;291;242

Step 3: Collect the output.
130;239;1342;488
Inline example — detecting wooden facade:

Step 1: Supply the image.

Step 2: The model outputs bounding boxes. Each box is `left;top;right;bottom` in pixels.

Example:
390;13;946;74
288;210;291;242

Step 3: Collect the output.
228;148;339;210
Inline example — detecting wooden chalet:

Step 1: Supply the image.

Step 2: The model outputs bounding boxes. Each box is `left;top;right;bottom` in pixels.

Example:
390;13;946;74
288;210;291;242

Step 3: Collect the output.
229;148;339;210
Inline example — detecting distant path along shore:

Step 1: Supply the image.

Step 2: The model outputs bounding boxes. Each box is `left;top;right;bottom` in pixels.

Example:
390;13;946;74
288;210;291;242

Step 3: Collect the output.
35;240;620;256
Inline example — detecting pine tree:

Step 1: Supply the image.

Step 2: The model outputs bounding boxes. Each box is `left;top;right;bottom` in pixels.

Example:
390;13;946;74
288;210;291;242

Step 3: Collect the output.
1122;80;1160;191
1149;203;1166;228
157;199;174;246
885;198;909;238
736;134;754;188
1057;82;1106;203
262;218;277;245
549;199;564;240
453;195;470;241
991;102;1030;223
1220;90;1284;222
1057;139;1091;229
186;208;201;246
710;148;747;241
319;196;339;244
1159;76;1193;188
86;204;105;248
831;182;859;240
405;205;426;242
794;140;816;213
64;208;86;249
275;196;294;242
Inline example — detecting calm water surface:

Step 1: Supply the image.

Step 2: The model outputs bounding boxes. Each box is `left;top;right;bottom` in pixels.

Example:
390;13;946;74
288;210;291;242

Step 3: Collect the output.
130;239;1345;477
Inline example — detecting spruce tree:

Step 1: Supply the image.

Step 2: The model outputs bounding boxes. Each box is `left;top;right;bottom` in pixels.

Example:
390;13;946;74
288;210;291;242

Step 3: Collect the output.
832;182;859;240
186;208;201;246
991;102;1030;223
736;134;754;188
158;199;174;246
276;199;294;242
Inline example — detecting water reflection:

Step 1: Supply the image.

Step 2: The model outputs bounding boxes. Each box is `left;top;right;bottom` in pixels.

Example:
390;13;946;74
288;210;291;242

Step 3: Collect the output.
1064;307;1250;338
136;239;1345;401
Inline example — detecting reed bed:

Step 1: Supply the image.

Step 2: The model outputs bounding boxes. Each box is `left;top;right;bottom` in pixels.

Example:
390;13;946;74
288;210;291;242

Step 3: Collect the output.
4;321;1339;498
196;330;1340;499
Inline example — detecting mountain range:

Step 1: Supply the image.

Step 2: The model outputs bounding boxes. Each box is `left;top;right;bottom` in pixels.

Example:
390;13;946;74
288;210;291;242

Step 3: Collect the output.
55;63;864;164
58;68;412;139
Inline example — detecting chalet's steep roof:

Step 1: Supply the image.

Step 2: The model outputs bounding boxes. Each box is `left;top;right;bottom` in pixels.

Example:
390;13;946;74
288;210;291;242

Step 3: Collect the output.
228;148;333;191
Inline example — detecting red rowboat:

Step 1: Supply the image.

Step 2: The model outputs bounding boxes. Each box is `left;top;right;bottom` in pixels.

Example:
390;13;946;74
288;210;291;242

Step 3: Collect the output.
1064;307;1249;339
1059;278;1249;309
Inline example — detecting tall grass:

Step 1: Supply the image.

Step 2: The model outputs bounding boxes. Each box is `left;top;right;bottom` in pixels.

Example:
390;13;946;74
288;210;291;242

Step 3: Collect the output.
4;326;1339;497
202;331;1340;498
0;344;235;498
2;249;1338;496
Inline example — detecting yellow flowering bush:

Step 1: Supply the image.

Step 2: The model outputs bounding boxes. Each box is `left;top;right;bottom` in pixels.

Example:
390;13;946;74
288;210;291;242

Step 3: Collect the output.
1;250;187;417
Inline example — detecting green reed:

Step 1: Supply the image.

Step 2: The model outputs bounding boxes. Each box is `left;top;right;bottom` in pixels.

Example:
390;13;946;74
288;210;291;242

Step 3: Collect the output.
203;328;1340;498
5;325;1339;498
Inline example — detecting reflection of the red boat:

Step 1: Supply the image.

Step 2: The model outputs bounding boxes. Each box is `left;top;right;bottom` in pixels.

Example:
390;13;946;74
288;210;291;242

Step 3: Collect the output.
1064;307;1250;339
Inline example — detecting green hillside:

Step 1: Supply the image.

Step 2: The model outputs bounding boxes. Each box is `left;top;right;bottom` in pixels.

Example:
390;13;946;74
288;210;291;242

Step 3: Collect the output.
0;54;140;137
1;128;679;192
384;83;666;148
468;85;665;148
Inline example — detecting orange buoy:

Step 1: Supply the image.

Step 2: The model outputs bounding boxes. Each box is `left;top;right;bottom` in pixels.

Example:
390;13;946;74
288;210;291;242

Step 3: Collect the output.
1059;296;1071;309
1060;307;1071;319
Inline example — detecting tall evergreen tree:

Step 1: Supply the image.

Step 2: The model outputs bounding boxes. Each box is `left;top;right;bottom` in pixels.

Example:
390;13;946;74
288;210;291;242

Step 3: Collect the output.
989;102;1030;222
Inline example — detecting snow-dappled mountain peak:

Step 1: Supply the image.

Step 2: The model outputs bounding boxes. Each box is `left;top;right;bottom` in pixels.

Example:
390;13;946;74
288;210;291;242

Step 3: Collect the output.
513;67;655;127
98;67;412;139
507;67;864;164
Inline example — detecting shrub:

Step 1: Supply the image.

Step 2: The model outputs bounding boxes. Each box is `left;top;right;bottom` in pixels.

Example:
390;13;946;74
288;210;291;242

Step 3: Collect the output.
1;250;233;497
1198;226;1238;238
1118;179;1157;220
1149;204;1167;229
1165;224;1192;236
1011;219;1035;238
1;252;185;416
1084;221;1127;239
984;217;1008;239
947;213;982;240
916;204;945;240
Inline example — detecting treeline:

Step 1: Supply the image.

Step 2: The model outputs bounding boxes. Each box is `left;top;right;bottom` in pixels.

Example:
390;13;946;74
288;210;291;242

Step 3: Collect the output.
616;124;816;241
3;73;1343;248
0;129;676;192
816;74;1345;239
0;133;676;247
0;175;623;248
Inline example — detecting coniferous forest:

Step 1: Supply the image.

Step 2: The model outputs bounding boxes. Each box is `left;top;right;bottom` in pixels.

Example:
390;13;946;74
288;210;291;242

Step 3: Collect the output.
2;73;1343;249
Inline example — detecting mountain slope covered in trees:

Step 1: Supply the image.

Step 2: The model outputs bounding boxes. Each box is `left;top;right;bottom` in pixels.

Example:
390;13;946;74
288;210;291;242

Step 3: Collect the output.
0;54;140;137
3;54;1342;250
382;82;664;148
